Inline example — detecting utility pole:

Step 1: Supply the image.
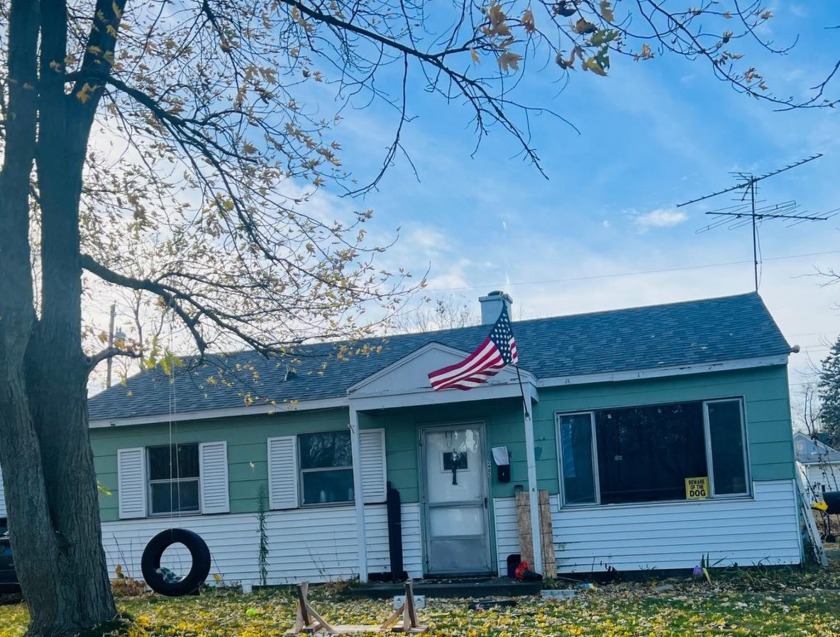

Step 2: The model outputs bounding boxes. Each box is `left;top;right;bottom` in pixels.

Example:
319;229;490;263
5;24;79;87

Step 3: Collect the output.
106;304;126;387
678;155;833;291
106;304;116;388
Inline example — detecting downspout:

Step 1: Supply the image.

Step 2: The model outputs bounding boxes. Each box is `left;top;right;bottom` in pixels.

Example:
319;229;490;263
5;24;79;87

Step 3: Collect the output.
349;407;368;582
522;387;543;574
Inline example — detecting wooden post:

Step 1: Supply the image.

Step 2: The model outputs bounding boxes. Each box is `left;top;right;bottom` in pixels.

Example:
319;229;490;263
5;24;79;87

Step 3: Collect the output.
539;490;556;579
515;491;533;566
381;580;426;633
516;489;555;577
296;583;311;628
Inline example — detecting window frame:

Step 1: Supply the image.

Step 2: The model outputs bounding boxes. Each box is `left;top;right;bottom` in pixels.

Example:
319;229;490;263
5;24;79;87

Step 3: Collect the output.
297;431;354;507
556;397;751;508
557;411;601;505
703;398;751;498
146;443;201;516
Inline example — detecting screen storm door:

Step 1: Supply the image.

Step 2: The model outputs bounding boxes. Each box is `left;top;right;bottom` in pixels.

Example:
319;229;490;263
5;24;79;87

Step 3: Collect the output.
421;424;491;575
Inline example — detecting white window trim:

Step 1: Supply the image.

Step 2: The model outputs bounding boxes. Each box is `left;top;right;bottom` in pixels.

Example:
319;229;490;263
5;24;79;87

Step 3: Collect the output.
703;398;751;498
267;428;387;509
556;411;600;506
146;443;202;516
298;431;354;507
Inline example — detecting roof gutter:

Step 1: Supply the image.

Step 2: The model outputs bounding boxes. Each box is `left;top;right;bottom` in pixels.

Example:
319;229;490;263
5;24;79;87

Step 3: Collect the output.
90;354;789;428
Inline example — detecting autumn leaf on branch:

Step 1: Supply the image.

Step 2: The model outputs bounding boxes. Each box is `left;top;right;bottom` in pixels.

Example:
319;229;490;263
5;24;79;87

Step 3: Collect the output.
521;8;536;33
498;51;523;72
582;56;607;76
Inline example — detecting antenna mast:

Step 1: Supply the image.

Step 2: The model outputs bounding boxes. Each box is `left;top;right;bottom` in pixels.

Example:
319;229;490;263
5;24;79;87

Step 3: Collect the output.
678;155;831;291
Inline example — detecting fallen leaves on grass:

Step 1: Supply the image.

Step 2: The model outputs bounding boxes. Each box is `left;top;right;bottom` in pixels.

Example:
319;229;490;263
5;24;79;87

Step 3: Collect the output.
3;565;840;637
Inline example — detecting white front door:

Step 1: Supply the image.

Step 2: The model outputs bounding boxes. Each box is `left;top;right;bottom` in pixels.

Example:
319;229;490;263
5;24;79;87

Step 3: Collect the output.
421;424;491;575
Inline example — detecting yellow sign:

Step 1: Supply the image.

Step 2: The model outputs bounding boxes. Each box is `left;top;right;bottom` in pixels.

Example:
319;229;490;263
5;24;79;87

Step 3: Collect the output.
685;477;709;500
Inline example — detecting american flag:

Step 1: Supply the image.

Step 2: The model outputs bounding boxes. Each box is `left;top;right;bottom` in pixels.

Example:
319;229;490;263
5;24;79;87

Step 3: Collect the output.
428;307;519;391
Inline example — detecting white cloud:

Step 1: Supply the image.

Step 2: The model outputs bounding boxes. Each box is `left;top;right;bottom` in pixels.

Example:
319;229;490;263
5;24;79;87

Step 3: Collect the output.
634;208;689;230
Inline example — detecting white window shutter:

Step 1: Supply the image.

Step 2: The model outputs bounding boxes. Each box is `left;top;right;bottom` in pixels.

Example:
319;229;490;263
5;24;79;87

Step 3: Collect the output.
267;436;298;510
360;429;387;504
117;448;147;519
199;441;230;514
0;465;6;517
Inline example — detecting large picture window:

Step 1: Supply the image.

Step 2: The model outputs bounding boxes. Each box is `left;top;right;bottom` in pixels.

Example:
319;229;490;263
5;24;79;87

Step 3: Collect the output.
147;443;200;515
557;399;749;506
299;432;354;505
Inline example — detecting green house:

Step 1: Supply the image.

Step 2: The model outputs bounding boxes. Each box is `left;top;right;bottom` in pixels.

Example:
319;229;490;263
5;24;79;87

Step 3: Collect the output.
79;291;804;585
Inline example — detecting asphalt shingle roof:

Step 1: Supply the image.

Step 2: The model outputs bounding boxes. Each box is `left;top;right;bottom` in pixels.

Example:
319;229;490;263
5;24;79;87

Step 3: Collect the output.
88;292;791;421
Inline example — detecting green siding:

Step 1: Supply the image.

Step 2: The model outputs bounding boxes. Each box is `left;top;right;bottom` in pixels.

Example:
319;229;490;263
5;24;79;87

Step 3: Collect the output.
534;365;795;485
92;409;351;522
91;364;795;523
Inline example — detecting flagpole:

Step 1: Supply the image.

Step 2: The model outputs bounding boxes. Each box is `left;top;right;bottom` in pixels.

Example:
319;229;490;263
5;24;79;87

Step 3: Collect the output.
516;365;543;575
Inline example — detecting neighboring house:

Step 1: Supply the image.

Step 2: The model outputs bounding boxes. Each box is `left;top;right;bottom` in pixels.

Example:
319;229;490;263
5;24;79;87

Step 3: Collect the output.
11;291;801;586
794;432;840;500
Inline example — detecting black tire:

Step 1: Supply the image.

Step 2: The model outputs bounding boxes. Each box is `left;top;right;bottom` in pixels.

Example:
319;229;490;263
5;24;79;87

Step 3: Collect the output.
141;529;211;597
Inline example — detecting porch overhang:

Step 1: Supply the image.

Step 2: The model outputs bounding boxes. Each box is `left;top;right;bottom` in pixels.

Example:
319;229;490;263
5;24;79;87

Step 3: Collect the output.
346;342;539;410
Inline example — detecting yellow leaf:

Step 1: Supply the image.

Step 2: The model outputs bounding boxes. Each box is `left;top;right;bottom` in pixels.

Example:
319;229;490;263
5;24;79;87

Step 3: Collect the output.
582;57;607;76
600;0;615;22
112;0;123;20
49;60;63;72
243;143;258;154
470;47;480;64
521;8;535;33
213;573;222;583
87;45;103;56
498;51;522;72
76;82;99;103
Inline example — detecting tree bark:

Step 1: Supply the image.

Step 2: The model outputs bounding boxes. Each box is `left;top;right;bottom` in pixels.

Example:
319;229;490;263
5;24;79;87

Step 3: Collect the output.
0;0;64;633
0;0;119;635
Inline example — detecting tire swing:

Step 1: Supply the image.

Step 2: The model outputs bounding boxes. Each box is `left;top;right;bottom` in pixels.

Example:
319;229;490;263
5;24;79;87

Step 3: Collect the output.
141;362;212;597
141;528;212;597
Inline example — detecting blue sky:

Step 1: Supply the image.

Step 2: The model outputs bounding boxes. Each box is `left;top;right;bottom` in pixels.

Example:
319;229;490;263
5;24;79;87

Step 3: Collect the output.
302;2;839;400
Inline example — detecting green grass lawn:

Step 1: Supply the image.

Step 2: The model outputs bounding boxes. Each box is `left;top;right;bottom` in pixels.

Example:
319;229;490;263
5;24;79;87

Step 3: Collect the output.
3;553;840;637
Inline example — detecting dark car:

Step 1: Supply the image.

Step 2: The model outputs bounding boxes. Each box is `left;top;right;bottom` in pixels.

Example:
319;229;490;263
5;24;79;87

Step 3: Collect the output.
0;517;19;594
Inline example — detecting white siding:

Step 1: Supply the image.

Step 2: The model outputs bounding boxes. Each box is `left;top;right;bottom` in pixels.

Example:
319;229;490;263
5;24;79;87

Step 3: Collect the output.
359;429;387;504
494;480;801;575
398;503;423;578
117;448;147;519
199;442;230;515
493;496;521;576
799;461;840;498
267;436;298;510
100;501;424;585
0;466;6;517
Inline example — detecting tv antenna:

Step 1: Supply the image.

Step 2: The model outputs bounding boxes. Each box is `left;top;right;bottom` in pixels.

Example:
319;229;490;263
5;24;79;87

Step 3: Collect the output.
677;154;834;291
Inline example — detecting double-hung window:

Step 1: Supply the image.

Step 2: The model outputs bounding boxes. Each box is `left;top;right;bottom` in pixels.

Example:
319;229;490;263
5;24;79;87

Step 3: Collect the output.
298;432;354;505
117;442;229;519
147;443;200;515
557;398;749;507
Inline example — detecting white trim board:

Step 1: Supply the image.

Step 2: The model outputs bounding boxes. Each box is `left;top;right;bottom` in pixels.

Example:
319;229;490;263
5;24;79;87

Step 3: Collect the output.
89;397;348;428
536;355;788;389
90;355;787;428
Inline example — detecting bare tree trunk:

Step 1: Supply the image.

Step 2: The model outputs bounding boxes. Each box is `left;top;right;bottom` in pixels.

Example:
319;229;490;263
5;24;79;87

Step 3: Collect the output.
0;1;64;633
0;1;118;635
